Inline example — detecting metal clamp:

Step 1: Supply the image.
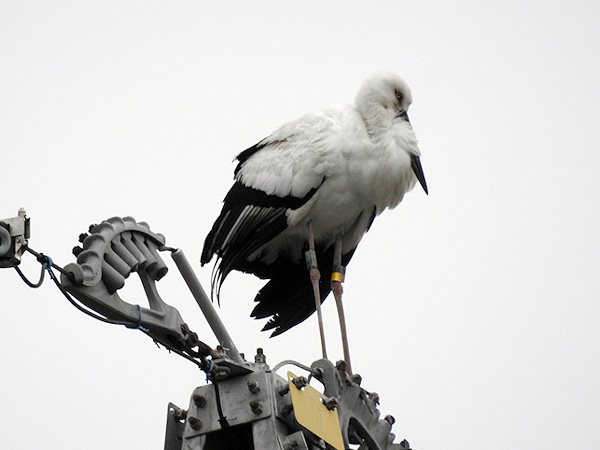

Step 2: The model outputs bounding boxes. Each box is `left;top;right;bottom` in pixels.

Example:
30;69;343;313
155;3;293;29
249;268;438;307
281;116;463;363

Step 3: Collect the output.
60;216;210;358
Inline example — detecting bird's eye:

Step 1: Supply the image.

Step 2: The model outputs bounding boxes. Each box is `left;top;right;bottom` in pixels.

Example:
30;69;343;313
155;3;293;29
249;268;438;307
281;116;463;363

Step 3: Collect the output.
395;90;403;103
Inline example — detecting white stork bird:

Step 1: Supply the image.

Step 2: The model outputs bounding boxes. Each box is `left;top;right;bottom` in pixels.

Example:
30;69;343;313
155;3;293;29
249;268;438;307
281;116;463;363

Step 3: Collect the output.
201;71;428;345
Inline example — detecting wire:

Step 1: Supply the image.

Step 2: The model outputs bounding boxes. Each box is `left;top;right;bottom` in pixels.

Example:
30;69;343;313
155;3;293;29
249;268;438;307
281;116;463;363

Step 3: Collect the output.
212;378;230;429
13;243;259;449
14;264;45;288
48;268;133;326
15;244;139;327
128;304;149;332
22;246;73;280
47;265;208;368
203;358;213;382
271;359;319;375
13;244;210;370
210;376;253;450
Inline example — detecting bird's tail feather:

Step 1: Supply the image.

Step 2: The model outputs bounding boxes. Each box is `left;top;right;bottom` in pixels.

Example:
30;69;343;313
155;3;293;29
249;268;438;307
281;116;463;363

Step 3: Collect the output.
250;245;355;336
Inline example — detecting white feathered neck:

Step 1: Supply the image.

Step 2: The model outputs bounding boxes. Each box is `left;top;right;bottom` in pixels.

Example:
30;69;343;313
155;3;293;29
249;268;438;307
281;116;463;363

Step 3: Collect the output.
355;71;413;137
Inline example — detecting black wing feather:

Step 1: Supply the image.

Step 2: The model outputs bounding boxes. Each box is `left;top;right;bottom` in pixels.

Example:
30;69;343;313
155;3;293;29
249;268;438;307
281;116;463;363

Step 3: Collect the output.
201;180;321;300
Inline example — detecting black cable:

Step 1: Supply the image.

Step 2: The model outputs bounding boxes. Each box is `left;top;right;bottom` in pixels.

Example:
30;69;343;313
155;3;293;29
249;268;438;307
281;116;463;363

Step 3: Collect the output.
22;246;73;280
12;245;119;323
50;266;210;368
14;263;46;288
17;245;137;327
153;336;205;369
212;377;229;429
15;244;210;370
48;268;133;326
211;376;253;450
14;243;256;448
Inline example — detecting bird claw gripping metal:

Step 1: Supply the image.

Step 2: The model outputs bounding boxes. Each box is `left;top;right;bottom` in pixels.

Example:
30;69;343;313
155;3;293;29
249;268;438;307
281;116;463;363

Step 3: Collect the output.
60;216;211;359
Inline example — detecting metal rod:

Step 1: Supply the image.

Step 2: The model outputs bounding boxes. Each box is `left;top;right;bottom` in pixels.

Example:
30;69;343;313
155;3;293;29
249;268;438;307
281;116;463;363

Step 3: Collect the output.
170;248;242;362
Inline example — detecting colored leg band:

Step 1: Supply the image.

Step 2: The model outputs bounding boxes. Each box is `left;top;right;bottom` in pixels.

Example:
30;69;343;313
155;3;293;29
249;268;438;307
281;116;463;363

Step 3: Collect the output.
331;272;345;282
305;249;318;269
331;264;346;282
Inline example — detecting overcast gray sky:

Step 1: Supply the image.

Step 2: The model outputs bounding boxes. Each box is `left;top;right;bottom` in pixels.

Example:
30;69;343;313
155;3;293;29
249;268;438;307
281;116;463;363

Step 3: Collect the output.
1;1;599;449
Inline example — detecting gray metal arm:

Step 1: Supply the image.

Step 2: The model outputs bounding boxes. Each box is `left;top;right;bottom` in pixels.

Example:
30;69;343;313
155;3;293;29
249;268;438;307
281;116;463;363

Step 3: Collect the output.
169;248;242;362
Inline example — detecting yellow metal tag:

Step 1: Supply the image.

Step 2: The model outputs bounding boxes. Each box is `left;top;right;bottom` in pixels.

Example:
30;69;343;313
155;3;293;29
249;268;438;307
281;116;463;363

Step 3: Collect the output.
287;371;344;450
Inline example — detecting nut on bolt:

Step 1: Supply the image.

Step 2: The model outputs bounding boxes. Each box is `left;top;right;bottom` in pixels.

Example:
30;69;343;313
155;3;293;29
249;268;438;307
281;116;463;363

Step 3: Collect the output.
193;394;207;408
291;376;308;389
188;416;202;430
384;414;395;426
254;347;266;363
281;404;294;417
279;384;290;396
282;439;299;450
322;397;338;411
170;406;187;422
249;400;263;414
247;380;261;393
369;391;380;405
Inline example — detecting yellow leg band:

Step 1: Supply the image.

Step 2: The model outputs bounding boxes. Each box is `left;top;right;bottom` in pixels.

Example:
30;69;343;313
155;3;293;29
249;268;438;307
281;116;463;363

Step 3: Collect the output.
331;272;345;283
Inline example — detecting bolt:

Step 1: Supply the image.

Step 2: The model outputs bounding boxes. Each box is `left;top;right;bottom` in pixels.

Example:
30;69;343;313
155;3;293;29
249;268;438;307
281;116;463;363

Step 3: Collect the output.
279;384;290;396
282;439;299;450
188;416;202;430
322;397;338;411
384;414;395;426
247;380;261;393
170;406;187;422
255;347;266;363
291;376;308;390
335;360;347;373
78;233;89;243
351;373;362;386
249;400;263;414
281;404;294;417
369;392;380;405
193;394;206;408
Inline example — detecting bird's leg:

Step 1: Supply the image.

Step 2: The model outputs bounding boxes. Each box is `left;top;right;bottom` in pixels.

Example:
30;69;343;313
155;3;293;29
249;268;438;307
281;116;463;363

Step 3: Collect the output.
306;219;328;359
331;234;352;375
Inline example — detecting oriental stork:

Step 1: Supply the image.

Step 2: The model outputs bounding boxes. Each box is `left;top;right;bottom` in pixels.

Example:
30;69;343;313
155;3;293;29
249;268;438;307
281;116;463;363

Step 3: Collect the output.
201;71;428;370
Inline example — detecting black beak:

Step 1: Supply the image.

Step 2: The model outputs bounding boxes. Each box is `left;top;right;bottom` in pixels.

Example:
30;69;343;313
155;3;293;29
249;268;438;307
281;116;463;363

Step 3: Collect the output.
410;154;428;195
396;110;410;122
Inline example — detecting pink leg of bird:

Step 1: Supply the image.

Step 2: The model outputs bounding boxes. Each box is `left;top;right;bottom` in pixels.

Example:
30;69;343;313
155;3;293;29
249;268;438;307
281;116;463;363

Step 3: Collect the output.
331;234;352;375
306;219;328;360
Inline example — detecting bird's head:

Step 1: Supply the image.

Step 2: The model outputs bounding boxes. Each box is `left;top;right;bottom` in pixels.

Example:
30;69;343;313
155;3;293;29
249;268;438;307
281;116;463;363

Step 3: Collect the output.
356;71;414;133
